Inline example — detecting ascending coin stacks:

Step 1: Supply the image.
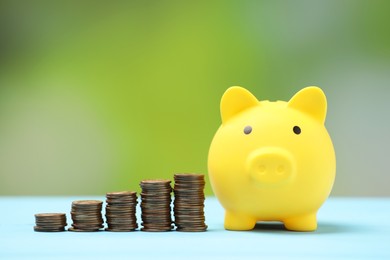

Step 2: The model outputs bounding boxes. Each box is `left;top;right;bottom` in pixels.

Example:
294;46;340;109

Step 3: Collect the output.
34;173;207;232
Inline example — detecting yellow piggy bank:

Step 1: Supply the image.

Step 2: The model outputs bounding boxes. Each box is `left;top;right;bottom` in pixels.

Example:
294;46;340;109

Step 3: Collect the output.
208;86;336;231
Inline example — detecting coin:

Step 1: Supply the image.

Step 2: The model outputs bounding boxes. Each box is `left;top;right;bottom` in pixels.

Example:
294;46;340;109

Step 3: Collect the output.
68;227;101;232
105;228;136;232
34;226;66;232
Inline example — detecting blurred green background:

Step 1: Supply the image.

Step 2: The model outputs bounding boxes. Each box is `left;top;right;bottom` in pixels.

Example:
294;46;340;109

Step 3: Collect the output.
1;0;389;196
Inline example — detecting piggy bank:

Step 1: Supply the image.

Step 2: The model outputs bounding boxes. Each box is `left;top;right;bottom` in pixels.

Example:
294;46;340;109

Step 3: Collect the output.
208;86;336;231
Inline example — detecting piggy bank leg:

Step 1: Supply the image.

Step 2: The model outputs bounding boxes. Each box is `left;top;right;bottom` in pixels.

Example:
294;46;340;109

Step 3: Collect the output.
224;211;257;231
283;213;317;231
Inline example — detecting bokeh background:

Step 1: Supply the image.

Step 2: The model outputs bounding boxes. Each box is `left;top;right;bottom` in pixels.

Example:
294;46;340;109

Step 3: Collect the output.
1;0;389;196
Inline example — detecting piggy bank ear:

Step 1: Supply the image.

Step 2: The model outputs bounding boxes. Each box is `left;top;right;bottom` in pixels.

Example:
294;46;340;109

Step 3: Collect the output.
220;86;259;124
287;86;327;123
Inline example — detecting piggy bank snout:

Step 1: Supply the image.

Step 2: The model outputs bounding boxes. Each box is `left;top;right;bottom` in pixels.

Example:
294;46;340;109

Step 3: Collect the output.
246;147;296;185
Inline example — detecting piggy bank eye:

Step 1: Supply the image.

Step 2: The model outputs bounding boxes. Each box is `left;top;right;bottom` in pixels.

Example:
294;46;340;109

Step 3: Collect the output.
293;126;301;135
244;126;252;135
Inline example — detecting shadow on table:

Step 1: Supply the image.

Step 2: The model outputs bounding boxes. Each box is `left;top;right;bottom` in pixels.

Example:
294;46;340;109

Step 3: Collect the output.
251;221;357;235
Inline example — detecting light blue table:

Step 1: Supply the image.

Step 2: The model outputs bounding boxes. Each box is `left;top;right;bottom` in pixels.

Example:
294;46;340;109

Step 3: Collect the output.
0;196;389;259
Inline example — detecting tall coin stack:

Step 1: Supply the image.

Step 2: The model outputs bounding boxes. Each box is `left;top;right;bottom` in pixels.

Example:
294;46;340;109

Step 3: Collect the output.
34;213;67;232
105;191;138;232
69;200;104;232
173;173;207;232
140;180;173;232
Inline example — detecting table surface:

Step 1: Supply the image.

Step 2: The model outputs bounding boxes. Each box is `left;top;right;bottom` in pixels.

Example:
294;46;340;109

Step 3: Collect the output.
0;196;389;259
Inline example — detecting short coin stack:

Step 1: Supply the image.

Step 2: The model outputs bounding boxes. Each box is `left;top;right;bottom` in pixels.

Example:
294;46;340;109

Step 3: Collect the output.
140;180;173;232
34;213;67;232
173;173;207;232
105;191;138;232
69;200;104;232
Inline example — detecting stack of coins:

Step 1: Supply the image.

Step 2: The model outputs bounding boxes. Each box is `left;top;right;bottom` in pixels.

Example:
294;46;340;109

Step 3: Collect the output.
140;180;173;232
173;173;207;232
34;213;67;232
69;200;104;232
105;191;138;232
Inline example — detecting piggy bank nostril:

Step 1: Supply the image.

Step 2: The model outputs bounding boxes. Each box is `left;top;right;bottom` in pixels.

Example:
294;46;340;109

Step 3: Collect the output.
277;165;285;175
258;165;266;174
